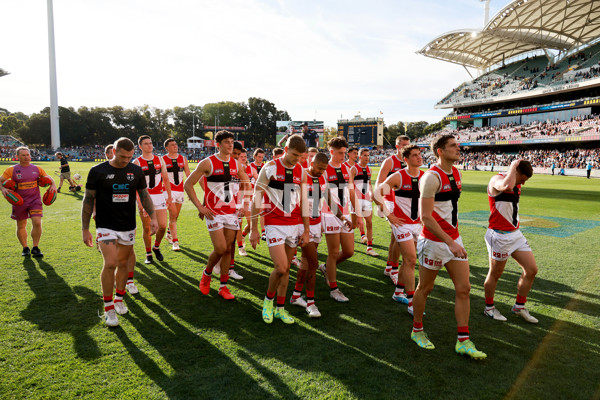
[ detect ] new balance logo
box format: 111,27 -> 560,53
106,174 -> 115,179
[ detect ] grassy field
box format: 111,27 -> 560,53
1,161 -> 599,399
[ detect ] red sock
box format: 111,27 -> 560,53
220,274 -> 229,288
103,296 -> 114,312
485,297 -> 494,307
516,295 -> 527,306
457,326 -> 469,342
360,230 -> 365,236
266,290 -> 276,300
413,321 -> 423,332
367,241 -> 373,246
153,241 -> 160,248
145,247 -> 151,254
329,281 -> 338,291
114,289 -> 126,302
238,241 -> 243,247
276,296 -> 286,308
173,238 -> 178,243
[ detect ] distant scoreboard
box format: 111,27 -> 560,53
337,117 -> 383,146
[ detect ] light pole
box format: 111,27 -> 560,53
47,0 -> 60,149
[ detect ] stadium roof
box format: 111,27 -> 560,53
418,0 -> 600,70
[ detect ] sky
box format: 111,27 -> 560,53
0,0 -> 506,128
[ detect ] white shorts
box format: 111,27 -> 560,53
169,191 -> 185,204
265,224 -> 300,248
299,223 -> 322,244
321,213 -> 353,234
485,228 -> 531,261
206,213 -> 240,232
150,193 -> 167,210
392,223 -> 422,243
96,228 -> 136,246
355,199 -> 373,217
417,235 -> 468,271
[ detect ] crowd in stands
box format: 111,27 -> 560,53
438,44 -> 600,106
460,148 -> 599,170
416,114 -> 600,145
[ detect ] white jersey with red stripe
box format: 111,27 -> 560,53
262,158 -> 303,225
352,163 -> 372,201
162,154 -> 186,192
420,165 -> 462,242
203,154 -> 239,215
307,172 -> 327,225
383,154 -> 404,201
137,155 -> 164,195
393,168 -> 424,223
323,162 -> 351,215
488,174 -> 521,231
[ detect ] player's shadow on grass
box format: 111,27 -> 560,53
113,296 -> 286,399
20,258 -> 101,360
177,246 -> 208,264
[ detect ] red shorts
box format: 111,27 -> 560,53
11,197 -> 43,220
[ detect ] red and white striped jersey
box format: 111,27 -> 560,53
421,165 -> 461,242
488,174 -> 521,231
137,155 -> 164,195
249,162 -> 263,186
203,154 -> 239,215
307,172 -> 327,225
352,163 -> 372,201
393,168 -> 424,223
383,154 -> 404,201
323,162 -> 351,215
262,158 -> 303,225
162,154 -> 186,192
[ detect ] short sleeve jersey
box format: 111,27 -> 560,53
86,161 -> 147,231
60,157 -> 70,173
2,164 -> 49,201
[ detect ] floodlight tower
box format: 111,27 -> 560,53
47,0 -> 61,149
481,0 -> 491,26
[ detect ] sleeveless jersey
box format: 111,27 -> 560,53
421,165 -> 461,242
488,174 -> 521,231
162,154 -> 185,192
393,168 -> 424,223
204,155 -> 239,215
323,162 -> 351,215
137,155 -> 164,195
249,162 -> 263,186
383,154 -> 404,201
263,158 -> 303,225
307,172 -> 327,225
352,164 -> 372,201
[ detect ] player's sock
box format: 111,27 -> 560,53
153,241 -> 161,249
457,326 -> 469,342
485,297 -> 495,311
276,296 -> 286,310
385,261 -> 392,274
241,231 -> 247,238
390,262 -> 399,279
265,290 -> 276,302
407,291 -> 414,307
145,248 -> 152,258
103,296 -> 114,312
412,321 -> 423,333
514,295 -> 527,310
219,274 -> 229,289
237,241 -> 244,248
394,282 -> 406,296
229,260 -> 235,271
172,238 -> 179,243
114,289 -> 126,304
329,281 -> 338,291
306,290 -> 315,308
204,267 -> 214,276
367,240 -> 373,250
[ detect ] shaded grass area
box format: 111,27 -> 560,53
1,162 -> 599,399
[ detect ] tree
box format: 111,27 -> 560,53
172,105 -> 203,142
383,121 -> 405,146
246,97 -> 290,148
405,121 -> 429,140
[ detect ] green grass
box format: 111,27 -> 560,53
1,162 -> 599,399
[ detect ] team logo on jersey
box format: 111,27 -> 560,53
328,175 -> 337,180
442,184 -> 451,191
402,184 -> 412,189
276,174 -> 285,180
16,173 -> 22,179
214,168 -> 224,174
126,173 -> 134,181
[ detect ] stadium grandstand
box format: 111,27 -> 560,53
417,0 -> 600,177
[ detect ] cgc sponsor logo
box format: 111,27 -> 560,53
127,173 -> 134,181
